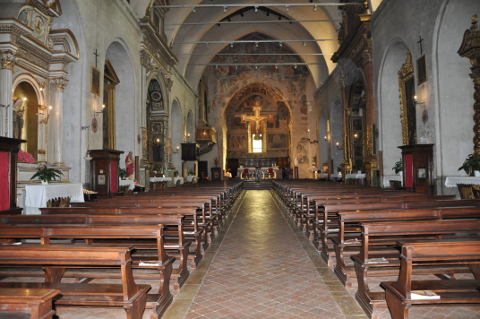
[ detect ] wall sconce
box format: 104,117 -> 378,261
38,105 -> 52,124
336,142 -> 344,150
413,95 -> 425,108
324,136 -> 328,141
307,138 -> 318,144
149,137 -> 161,147
172,146 -> 180,154
94,104 -> 105,117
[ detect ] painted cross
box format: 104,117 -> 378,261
241,104 -> 271,137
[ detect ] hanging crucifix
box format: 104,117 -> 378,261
241,100 -> 272,139
417,35 -> 424,55
93,49 -> 99,68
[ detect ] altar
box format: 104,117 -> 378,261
240,167 -> 280,179
149,177 -> 172,190
24,183 -> 84,215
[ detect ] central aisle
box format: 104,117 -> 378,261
164,190 -> 367,319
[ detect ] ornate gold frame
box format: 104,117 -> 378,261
398,52 -> 414,146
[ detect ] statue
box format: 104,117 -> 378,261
125,151 -> 134,180
12,97 -> 25,140
255,166 -> 262,182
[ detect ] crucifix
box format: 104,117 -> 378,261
93,49 -> 99,68
417,35 -> 424,55
241,101 -> 271,138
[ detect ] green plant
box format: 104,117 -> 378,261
392,160 -> 403,175
152,164 -> 161,172
30,165 -> 63,183
174,170 -> 179,176
239,161 -> 245,166
119,168 -> 127,179
458,153 -> 480,174
188,169 -> 195,175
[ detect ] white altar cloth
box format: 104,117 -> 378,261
119,179 -> 135,190
149,177 -> 172,183
173,177 -> 184,186
444,176 -> 480,188
25,183 -> 84,215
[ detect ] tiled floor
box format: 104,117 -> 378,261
4,189 -> 480,319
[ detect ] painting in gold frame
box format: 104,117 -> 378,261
91,66 -> 100,96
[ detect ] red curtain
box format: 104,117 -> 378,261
0,152 -> 10,210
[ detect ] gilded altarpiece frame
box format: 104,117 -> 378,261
398,52 -> 415,146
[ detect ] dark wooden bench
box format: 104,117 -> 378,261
316,199 -> 480,265
0,214 -> 190,291
0,287 -> 59,319
0,244 -> 150,319
0,224 -> 175,319
351,219 -> 480,318
332,206 -> 480,286
40,206 -> 206,267
381,240 -> 480,319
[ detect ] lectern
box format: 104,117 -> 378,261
89,149 -> 123,199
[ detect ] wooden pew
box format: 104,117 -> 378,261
0,214 -> 190,291
332,206 -> 480,286
351,219 -> 480,318
0,287 -> 59,319
381,240 -> 480,319
0,244 -> 150,319
40,206 -> 206,267
0,224 -> 174,319
315,199 -> 480,264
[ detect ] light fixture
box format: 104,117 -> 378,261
149,137 -> 161,147
223,6 -> 227,12
307,138 -> 318,144
38,105 -> 52,124
254,6 -> 258,12
285,5 -> 289,12
324,136 -> 328,141
81,125 -> 90,130
336,142 -> 344,150
413,95 -> 425,108
94,104 -> 105,117
354,133 -> 358,139
173,146 -> 180,154
313,5 -> 317,11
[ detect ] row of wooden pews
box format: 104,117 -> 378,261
272,180 -> 480,319
0,180 -> 244,319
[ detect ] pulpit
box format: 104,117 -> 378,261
89,149 -> 123,199
0,137 -> 25,215
399,144 -> 434,194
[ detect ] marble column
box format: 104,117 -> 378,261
52,77 -> 69,165
0,50 -> 16,137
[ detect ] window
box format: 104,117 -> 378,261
252,134 -> 263,153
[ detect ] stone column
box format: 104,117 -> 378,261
52,77 -> 69,165
340,66 -> 352,182
0,50 -> 16,137
458,15 -> 480,154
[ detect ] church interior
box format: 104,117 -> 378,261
0,0 -> 479,318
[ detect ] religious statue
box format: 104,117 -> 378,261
255,166 -> 262,182
12,97 -> 25,140
125,151 -> 134,180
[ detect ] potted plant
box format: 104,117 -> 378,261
152,164 -> 162,177
392,160 -> 403,175
458,153 -> 480,176
174,170 -> 179,177
30,165 -> 63,184
188,169 -> 195,176
119,168 -> 127,180
239,161 -> 245,168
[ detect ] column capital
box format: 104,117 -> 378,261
0,50 -> 17,71
52,77 -> 69,91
